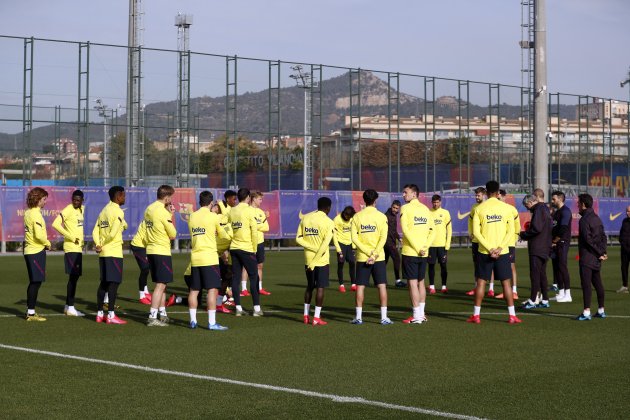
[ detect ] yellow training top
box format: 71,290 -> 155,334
468,202 -> 481,243
229,202 -> 258,253
400,199 -> 436,257
296,210 -> 334,269
252,207 -> 269,245
332,213 -> 353,252
216,202 -> 232,254
92,201 -> 127,258
508,204 -> 520,246
144,200 -> 177,256
24,207 -> 51,255
351,206 -> 388,263
472,197 -> 514,255
189,207 -> 232,267
131,219 -> 147,248
52,204 -> 84,253
430,207 -> 452,249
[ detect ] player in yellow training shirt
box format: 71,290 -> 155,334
144,185 -> 177,327
216,190 -> 237,311
333,206 -> 356,293
52,189 -> 85,317
467,186 -> 492,296
250,190 -> 271,295
496,189 -> 520,299
467,180 -> 520,324
229,188 -> 263,316
187,191 -> 232,330
350,189 -> 392,325
399,184 -> 436,324
92,186 -> 127,324
296,197 -> 334,326
130,218 -> 152,304
23,187 -> 51,321
428,194 -> 452,294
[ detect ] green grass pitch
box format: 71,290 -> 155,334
0,248 -> 628,419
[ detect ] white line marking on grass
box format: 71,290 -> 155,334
0,343 -> 485,420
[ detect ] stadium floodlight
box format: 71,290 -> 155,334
290,65 -> 312,191
94,99 -> 110,184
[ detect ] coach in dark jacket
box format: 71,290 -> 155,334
551,191 -> 573,301
618,206 -> 630,294
576,193 -> 607,320
520,194 -> 553,308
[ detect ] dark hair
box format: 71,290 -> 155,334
391,200 -> 401,207
474,187 -> 486,194
317,197 -> 332,211
431,194 -> 441,202
341,205 -> 356,221
499,189 -> 507,196
108,186 -> 125,201
578,193 -> 593,209
199,190 -> 214,207
363,189 -> 379,206
224,190 -> 237,199
485,180 -> 500,194
157,185 -> 175,200
403,184 -> 419,194
26,187 -> 48,208
71,189 -> 84,198
551,190 -> 565,202
237,188 -> 250,202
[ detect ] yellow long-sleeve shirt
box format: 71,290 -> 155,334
24,207 -> 51,255
52,204 -> 84,253
252,207 -> 269,245
229,202 -> 258,253
430,207 -> 452,249
296,210 -> 334,269
92,201 -> 127,258
472,197 -> 514,255
332,213 -> 353,252
508,204 -> 520,246
131,219 -> 147,248
144,201 -> 177,256
216,202 -> 232,254
351,206 -> 388,262
468,202 -> 481,243
400,199 -> 436,257
189,207 -> 232,267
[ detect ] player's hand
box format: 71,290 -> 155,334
307,265 -> 315,271
265,210 -> 270,218
221,251 -> 229,263
337,252 -> 344,262
95,245 -> 102,253
366,257 -> 375,265
44,245 -> 51,251
419,249 -> 426,257
74,238 -> 80,245
600,254 -> 608,261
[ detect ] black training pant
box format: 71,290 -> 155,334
580,265 -> 605,310
552,241 -> 571,291
529,255 -> 549,301
384,243 -> 401,280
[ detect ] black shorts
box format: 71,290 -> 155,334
64,252 -> 82,276
356,260 -> 387,286
256,243 -> 265,264
428,247 -> 447,265
306,265 -> 329,288
131,245 -> 150,271
338,243 -> 355,263
99,257 -> 124,284
477,253 -> 512,281
472,242 -> 480,278
509,246 -> 516,264
219,257 -> 233,284
402,255 -> 428,280
24,250 -> 46,283
148,254 -> 174,284
190,265 -> 222,290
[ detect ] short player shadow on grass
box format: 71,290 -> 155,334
0,305 -> 25,316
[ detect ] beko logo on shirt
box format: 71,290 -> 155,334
77,219 -> 84,227
232,221 -> 242,230
145,221 -> 154,229
342,226 -> 351,233
414,216 -> 428,225
434,219 -> 442,225
99,220 -> 110,228
304,227 -> 319,236
486,214 -> 502,223
361,224 -> 376,233
191,227 -> 206,236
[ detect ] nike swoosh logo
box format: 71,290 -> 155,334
610,212 -> 623,221
457,211 -> 471,220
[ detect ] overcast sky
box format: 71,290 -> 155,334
0,0 -> 628,129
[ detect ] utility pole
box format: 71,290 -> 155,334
94,99 -> 110,185
126,0 -> 144,186
175,13 -> 193,187
290,65 -> 313,191
533,0 -> 548,193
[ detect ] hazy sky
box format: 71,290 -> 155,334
0,0 -> 628,127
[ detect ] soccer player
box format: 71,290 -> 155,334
495,189 -> 520,300
576,193 -> 607,320
145,185 -> 178,327
428,194 -> 450,294
229,188 -> 263,316
187,191 -> 232,330
130,218 -> 152,305
296,197 -> 334,326
467,180 -> 521,324
466,187 -> 492,296
250,190 -> 271,295
215,197 -> 235,312
400,184 -> 435,324
550,191 -> 572,302
333,205 -> 356,292
92,186 -> 127,324
52,189 -> 85,316
619,205 -> 630,294
350,189 -> 392,325
23,187 -> 51,321
384,200 -> 405,288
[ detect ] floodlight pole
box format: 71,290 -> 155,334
533,0 -> 549,194
290,65 -> 312,191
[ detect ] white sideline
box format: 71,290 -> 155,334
0,343 -> 485,420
